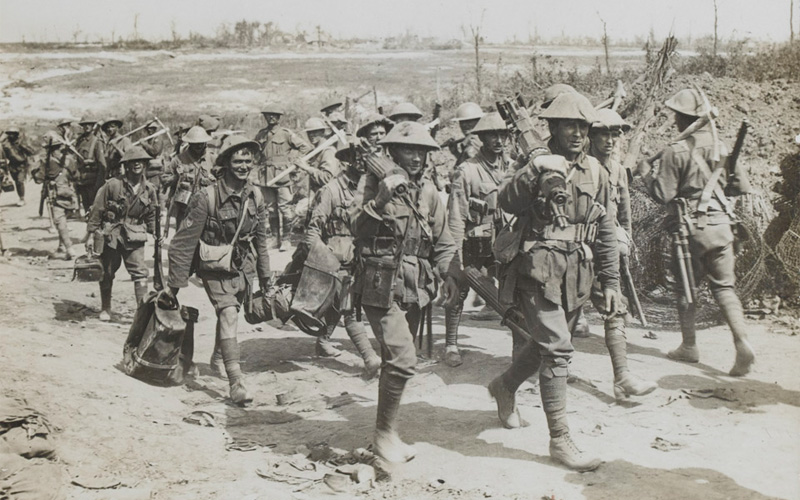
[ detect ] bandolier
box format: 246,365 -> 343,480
162,126 -> 216,230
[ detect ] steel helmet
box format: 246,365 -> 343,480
664,89 -> 708,117
539,92 -> 599,124
41,131 -> 64,148
120,146 -> 153,163
471,112 -> 508,134
57,117 -> 74,127
328,111 -> 348,127
5,126 -> 20,134
591,109 -> 631,132
379,121 -> 439,151
78,116 -> 98,126
144,119 -> 159,130
320,99 -> 344,115
451,102 -> 484,123
261,105 -> 284,116
541,84 -> 578,109
183,126 -> 212,144
198,114 -> 220,132
388,102 -> 423,121
304,117 -> 329,133
335,134 -> 356,162
215,134 -> 259,166
102,118 -> 123,129
356,114 -> 394,138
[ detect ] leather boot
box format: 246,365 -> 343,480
541,370 -> 601,472
572,307 -> 590,338
316,324 -> 342,357
99,282 -> 112,321
669,295 -> 700,363
443,293 -> 466,367
133,279 -> 148,306
220,338 -> 251,405
209,334 -> 227,380
605,318 -> 657,401
344,314 -> 381,378
714,289 -> 756,376
487,341 -> 540,428
374,370 -> 416,463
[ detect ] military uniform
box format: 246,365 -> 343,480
38,137 -> 79,258
448,134 -> 482,167
642,90 -> 755,377
104,136 -> 131,179
1,131 -> 34,203
162,148 -> 216,229
305,145 -> 340,194
141,132 -> 167,193
74,130 -> 108,212
251,126 -> 312,242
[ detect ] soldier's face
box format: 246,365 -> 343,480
188,143 -> 207,156
262,113 -> 281,126
366,125 -> 386,146
105,124 -> 119,137
6,133 -> 19,143
145,127 -> 158,137
459,118 -> 480,135
82,124 -> 94,133
393,115 -> 417,124
479,131 -> 508,155
126,160 -> 145,177
590,128 -> 621,157
307,129 -> 328,146
552,119 -> 589,156
392,145 -> 427,177
228,149 -> 254,181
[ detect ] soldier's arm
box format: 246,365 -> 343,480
161,157 -> 178,188
428,185 -> 462,281
643,145 -> 682,205
87,183 -> 109,234
446,166 -> 470,249
498,162 -> 538,215
304,148 -> 339,188
145,188 -> 157,235
253,192 -> 272,284
618,166 -> 633,237
94,139 -> 108,175
167,191 -> 209,289
594,179 -> 621,292
304,188 -> 332,247
352,173 -> 384,237
289,130 -> 313,155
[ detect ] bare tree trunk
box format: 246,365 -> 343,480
473,28 -> 482,98
602,19 -> 610,73
133,13 -> 140,41
792,0 -> 795,44
713,0 -> 718,57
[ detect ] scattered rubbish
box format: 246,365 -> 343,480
225,437 -> 264,452
325,392 -> 372,409
276,391 -> 291,405
336,463 -> 375,485
651,436 -> 683,452
643,331 -> 658,339
323,473 -> 351,492
681,388 -> 738,402
182,410 -> 216,427
71,467 -> 122,490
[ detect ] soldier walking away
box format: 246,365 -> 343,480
446,102 -> 484,167
162,126 -> 215,231
74,116 -> 108,214
637,88 -> 756,377
86,146 -> 158,321
444,112 -> 511,367
251,105 -> 312,252
586,109 -> 657,400
488,92 -> 622,472
387,102 -> 423,124
161,135 -> 272,405
102,118 -> 131,179
37,132 -> 79,260
0,126 -> 35,206
353,121 -> 461,464
303,137 -> 382,370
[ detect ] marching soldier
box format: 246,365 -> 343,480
637,88 -> 756,377
302,138 -> 382,370
446,102 -> 484,167
140,120 -> 167,201
444,112 -> 511,367
353,121 -> 461,463
356,113 -> 393,154
295,117 -> 340,195
320,99 -> 344,117
86,146 -> 159,321
387,102 -> 423,124
251,106 -> 312,252
162,126 -> 215,230
37,132 -> 78,260
488,92 -> 622,471
1,126 -> 35,206
586,109 -> 657,400
328,111 -> 349,133
102,118 -> 131,179
161,135 -> 272,405
540,83 -> 577,109
74,116 -> 108,214
56,118 -> 76,144
198,114 -> 222,166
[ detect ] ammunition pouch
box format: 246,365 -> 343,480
493,216 -> 527,265
289,239 -> 342,335
122,221 -> 148,244
359,258 -> 399,309
72,254 -> 104,282
463,236 -> 494,265
364,235 -> 432,259
527,222 -> 598,245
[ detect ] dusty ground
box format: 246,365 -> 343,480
1,182 -> 799,500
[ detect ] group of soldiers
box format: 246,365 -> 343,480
0,82 -> 757,472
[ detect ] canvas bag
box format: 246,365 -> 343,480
198,185 -> 251,273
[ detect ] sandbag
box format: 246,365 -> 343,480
122,291 -> 198,385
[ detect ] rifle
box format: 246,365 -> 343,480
672,198 -> 697,304
153,201 -> 164,291
724,118 -> 751,195
462,265 -> 532,343
620,254 -> 647,327
39,139 -> 57,233
495,96 -> 548,157
428,102 -> 445,191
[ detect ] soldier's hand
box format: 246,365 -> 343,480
294,158 -> 311,172
442,275 -> 461,309
635,160 -> 652,178
532,154 -> 569,175
374,174 -> 408,211
157,287 -> 179,310
603,288 -> 622,317
85,237 -> 94,256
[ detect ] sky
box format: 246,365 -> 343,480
0,0 -> 795,44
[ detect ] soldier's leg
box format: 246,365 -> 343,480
277,186 -> 294,251
51,206 -> 73,259
572,305 -> 590,337
589,280 -> 656,401
343,309 -> 381,378
174,204 -> 188,231
363,303 -> 418,463
315,319 -> 342,357
11,168 -> 25,203
668,242 -> 703,363
122,246 -> 150,305
706,240 -> 755,376
99,247 -> 122,320
203,274 -> 251,404
443,285 -> 469,367
263,187 -> 280,246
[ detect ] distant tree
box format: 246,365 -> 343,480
713,0 -> 719,57
792,0 -> 795,44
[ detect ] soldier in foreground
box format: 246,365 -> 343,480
303,138 -> 381,371
37,132 -> 78,260
162,136 -> 272,405
353,121 -> 460,463
637,88 -> 755,377
74,116 -> 107,214
86,146 -> 159,320
162,126 -> 215,230
444,112 -> 511,367
587,109 -> 657,400
0,126 -> 35,206
252,106 -> 312,252
488,93 -> 621,471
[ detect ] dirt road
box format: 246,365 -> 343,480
1,182 -> 798,500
